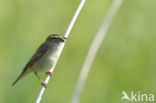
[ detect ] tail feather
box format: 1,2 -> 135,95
12,69 -> 30,86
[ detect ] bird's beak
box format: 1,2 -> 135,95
60,37 -> 67,42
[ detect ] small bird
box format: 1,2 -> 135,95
12,34 -> 66,87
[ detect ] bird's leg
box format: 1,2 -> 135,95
45,71 -> 52,76
34,72 -> 47,88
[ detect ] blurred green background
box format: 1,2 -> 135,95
0,0 -> 156,103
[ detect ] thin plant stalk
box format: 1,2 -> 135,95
35,0 -> 86,103
70,0 -> 123,103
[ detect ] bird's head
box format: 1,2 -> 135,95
46,34 -> 66,43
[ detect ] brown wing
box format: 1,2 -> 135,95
24,42 -> 48,70
12,42 -> 48,86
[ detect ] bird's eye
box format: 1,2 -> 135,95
52,37 -> 57,39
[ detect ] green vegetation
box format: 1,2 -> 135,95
0,0 -> 156,103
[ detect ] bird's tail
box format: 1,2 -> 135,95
12,68 -> 31,86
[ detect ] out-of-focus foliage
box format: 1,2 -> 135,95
0,0 -> 156,103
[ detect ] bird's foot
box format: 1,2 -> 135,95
41,82 -> 47,88
45,71 -> 52,76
